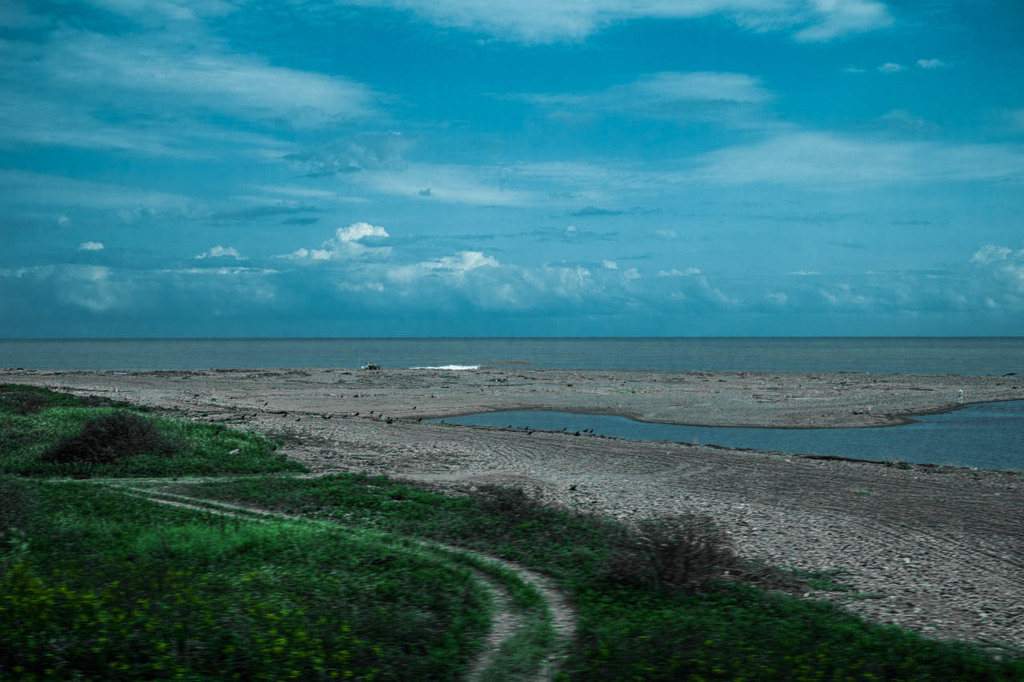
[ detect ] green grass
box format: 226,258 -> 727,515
0,477 -> 491,680
165,473 -> 1024,681
0,385 -> 304,478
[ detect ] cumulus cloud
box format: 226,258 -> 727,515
276,222 -> 392,262
195,245 -> 246,260
661,269 -> 739,307
970,244 -> 1018,264
603,260 -> 618,270
878,62 -> 904,73
278,248 -> 332,261
916,58 -> 946,69
427,251 -> 499,273
79,241 -> 104,251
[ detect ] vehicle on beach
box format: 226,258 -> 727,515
361,361 -> 381,370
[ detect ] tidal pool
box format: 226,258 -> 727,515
436,400 -> 1024,471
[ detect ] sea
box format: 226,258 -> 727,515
1,337 -> 1022,375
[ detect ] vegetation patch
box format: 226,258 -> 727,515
0,479 -> 490,680
163,473 -> 1024,681
0,385 -> 304,478
41,411 -> 184,465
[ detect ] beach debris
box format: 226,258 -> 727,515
958,389 -> 964,405
361,361 -> 381,371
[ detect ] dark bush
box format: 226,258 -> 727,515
41,412 -> 184,465
475,484 -> 542,519
605,513 -> 736,593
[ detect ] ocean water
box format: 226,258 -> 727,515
1,337 -> 1022,374
439,401 -> 1024,472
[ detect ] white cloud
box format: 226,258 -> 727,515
819,283 -> 869,308
429,251 -> 499,273
42,29 -> 377,127
79,241 -> 105,251
878,109 -> 928,131
692,132 -> 1024,187
161,266 -> 277,276
83,0 -> 238,25
276,223 -> 392,262
603,260 -> 618,270
658,268 -> 701,277
0,169 -> 194,212
791,0 -> 892,42
878,62 -> 904,73
615,71 -> 771,104
511,71 -> 772,125
345,0 -> 892,44
789,270 -> 822,275
336,222 -> 389,243
57,215 -> 71,227
355,163 -> 541,206
278,248 -> 332,261
842,66 -> 866,73
195,245 -> 246,260
970,244 -> 1016,265
916,58 -> 946,69
654,229 -> 678,240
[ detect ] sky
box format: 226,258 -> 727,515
1,0 -> 1022,338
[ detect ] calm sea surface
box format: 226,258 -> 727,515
1,337 -> 1022,374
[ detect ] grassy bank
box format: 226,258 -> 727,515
0,478 -> 491,680
158,474 -> 1024,681
2,384 -> 1023,680
0,384 -> 302,477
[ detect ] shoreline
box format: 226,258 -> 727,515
3,367 -> 1023,652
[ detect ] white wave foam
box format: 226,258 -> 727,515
411,365 -> 480,371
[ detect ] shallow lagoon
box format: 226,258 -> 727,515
438,399 -> 1024,471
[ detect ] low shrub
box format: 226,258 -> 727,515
604,514 -> 736,593
41,411 -> 184,466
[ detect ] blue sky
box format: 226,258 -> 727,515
1,0 -> 1022,337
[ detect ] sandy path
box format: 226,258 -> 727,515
4,367 -> 1023,653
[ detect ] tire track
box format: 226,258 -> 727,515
101,481 -> 577,682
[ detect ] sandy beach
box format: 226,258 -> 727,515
4,367 -> 1023,652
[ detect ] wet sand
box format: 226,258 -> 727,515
4,367 -> 1023,652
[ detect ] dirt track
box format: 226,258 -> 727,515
5,367 -> 1023,652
